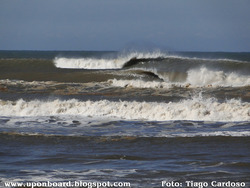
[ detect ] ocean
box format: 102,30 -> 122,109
0,50 -> 249,188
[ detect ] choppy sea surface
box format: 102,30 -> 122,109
0,50 -> 249,187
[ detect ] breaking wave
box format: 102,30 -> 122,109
111,67 -> 250,88
53,51 -> 250,71
186,67 -> 250,87
53,51 -> 250,88
54,51 -> 172,69
0,97 -> 249,122
54,57 -> 125,69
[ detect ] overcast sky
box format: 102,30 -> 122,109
0,0 -> 250,51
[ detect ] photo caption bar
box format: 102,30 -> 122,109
4,180 -> 131,188
161,180 -> 246,188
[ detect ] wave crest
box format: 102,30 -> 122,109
110,66 -> 250,88
53,51 -> 169,69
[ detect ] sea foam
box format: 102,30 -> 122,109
186,67 -> 250,87
54,57 -> 125,69
0,97 -> 249,122
110,67 -> 250,88
53,51 -> 168,69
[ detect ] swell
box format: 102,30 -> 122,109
53,53 -> 250,74
0,58 -> 57,72
1,52 -> 250,87
53,53 -> 250,87
0,59 -> 120,83
1,51 -> 250,73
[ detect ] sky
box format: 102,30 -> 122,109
0,0 -> 250,52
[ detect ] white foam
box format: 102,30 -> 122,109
54,51 -> 169,69
54,57 -> 125,69
53,50 -> 249,71
0,97 -> 249,122
110,67 -> 250,88
159,131 -> 250,137
186,67 -> 250,87
0,169 -> 137,183
109,79 -> 174,89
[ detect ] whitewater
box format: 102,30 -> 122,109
0,96 -> 249,122
54,51 -> 168,69
1,50 -> 250,187
53,51 -> 250,88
